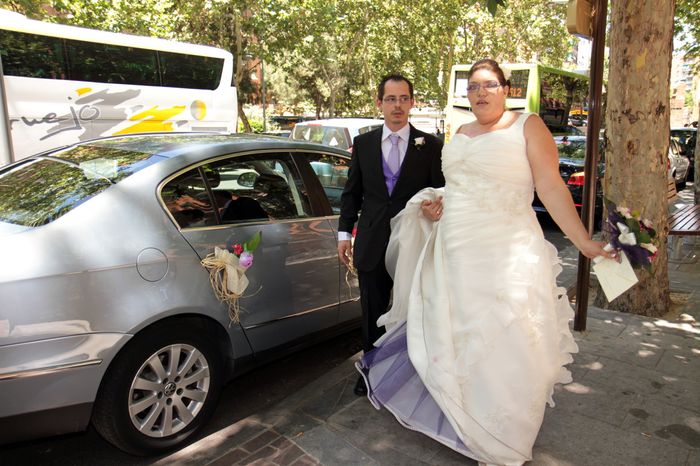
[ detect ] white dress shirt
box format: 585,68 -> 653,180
338,124 -> 411,241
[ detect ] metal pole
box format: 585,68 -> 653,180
0,55 -> 15,165
574,0 -> 607,331
261,59 -> 267,133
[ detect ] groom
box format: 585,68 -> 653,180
337,74 -> 445,396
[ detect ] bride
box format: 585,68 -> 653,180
356,59 -> 615,465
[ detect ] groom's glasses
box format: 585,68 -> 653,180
466,81 -> 502,93
382,95 -> 412,104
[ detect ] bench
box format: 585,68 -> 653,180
668,204 -> 700,261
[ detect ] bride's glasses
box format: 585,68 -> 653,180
466,81 -> 502,93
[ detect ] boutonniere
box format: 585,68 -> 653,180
414,137 -> 426,149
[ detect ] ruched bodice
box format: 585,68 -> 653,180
442,113 -> 535,214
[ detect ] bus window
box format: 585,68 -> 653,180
66,40 -> 159,86
0,31 -> 66,79
159,52 -> 224,90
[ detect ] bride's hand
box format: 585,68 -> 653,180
421,197 -> 443,221
579,239 -> 619,261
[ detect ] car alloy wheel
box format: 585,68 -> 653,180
92,319 -> 223,455
128,343 -> 211,438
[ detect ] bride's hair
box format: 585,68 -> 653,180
468,59 -> 511,88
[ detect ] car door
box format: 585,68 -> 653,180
296,150 -> 361,324
160,151 -> 340,354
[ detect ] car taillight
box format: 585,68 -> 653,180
567,172 -> 585,186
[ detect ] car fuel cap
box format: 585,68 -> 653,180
136,248 -> 168,282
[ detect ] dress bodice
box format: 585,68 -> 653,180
442,113 -> 535,213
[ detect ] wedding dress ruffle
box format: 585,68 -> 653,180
358,113 -> 578,466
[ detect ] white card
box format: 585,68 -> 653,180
592,252 -> 639,302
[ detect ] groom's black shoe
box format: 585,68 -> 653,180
354,375 -> 367,396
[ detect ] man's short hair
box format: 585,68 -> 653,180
377,74 -> 414,101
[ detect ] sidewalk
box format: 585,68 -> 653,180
158,207 -> 700,466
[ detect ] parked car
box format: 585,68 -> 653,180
533,135 -> 688,222
532,136 -> 604,221
547,124 -> 585,136
0,133 -> 360,455
289,118 -> 384,152
668,137 -> 690,188
670,127 -> 696,180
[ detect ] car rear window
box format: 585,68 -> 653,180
0,143 -> 164,227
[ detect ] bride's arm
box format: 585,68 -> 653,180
523,115 -> 614,260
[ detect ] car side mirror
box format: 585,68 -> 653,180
238,172 -> 257,188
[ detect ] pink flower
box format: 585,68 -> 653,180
239,251 -> 254,269
232,244 -> 243,256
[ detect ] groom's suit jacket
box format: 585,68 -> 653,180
339,124 -> 445,272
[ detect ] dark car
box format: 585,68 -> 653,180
671,127 -> 696,181
532,136 -> 604,222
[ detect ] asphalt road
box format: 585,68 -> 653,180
0,218 -> 570,466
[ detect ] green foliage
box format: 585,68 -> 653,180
244,231 -> 262,252
675,0 -> 700,69
4,0 -> 578,118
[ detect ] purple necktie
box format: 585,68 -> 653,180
384,134 -> 401,195
388,134 -> 401,174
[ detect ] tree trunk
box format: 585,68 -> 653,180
594,0 -> 675,316
238,106 -> 252,133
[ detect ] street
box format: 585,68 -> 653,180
0,220 -> 569,465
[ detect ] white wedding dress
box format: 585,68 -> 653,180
357,113 -> 578,466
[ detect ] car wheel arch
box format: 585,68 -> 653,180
91,315 -> 233,455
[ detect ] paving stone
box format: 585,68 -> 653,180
552,379 -> 644,427
328,422 -> 434,466
267,409 -> 324,439
327,398 -> 443,462
535,405 -> 690,466
688,449 -> 700,466
300,376 -> 357,421
292,424 -> 378,466
207,448 -> 249,466
575,325 -> 665,369
620,396 -> 700,450
236,445 -> 277,464
578,356 -> 700,414
155,419 -> 269,466
240,429 -> 280,453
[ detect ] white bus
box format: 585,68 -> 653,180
444,63 -> 589,141
0,10 -> 237,161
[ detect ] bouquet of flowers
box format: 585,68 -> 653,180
201,231 -> 262,323
604,201 -> 658,270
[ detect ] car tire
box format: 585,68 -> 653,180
92,319 -> 223,456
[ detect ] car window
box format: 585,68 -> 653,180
291,125 -> 351,150
0,158 -> 112,227
305,153 -> 351,214
358,124 -> 383,135
202,153 -> 312,224
161,169 -> 217,229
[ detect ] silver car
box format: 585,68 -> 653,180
0,133 -> 359,454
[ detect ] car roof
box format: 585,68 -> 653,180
294,118 -> 385,129
671,127 -> 696,132
42,132 -> 351,159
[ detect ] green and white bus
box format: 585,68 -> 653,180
444,63 -> 589,141
0,9 -> 237,161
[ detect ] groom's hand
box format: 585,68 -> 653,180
338,240 -> 353,267
421,196 -> 443,221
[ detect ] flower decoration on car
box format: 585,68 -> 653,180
414,137 -> 426,149
201,231 -> 262,323
604,201 -> 658,270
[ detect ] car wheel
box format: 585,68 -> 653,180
92,320 -> 223,455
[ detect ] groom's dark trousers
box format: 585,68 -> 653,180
339,125 -> 444,353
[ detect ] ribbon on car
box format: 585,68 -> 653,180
201,247 -> 249,323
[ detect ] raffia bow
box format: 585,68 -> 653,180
201,247 -> 250,323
